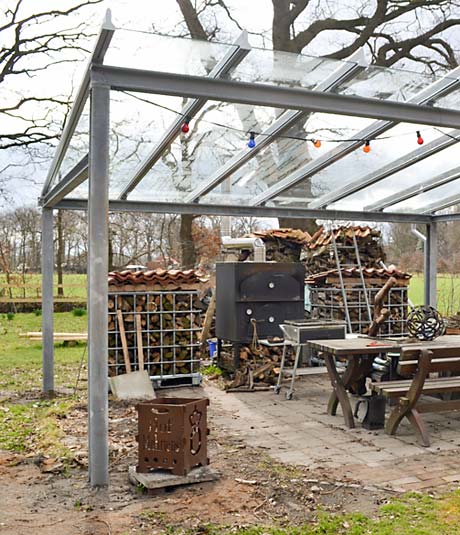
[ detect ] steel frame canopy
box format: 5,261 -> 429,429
40,11 -> 460,488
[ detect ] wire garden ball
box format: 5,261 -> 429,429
407,306 -> 446,341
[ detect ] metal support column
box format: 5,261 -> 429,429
425,222 -> 438,307
41,208 -> 54,393
88,82 -> 110,487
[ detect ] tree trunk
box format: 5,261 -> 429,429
180,214 -> 197,269
56,210 -> 64,296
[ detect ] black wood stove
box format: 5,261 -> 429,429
216,262 -> 305,345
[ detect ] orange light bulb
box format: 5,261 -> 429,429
313,139 -> 321,148
363,140 -> 371,153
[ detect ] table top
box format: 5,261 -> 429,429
307,335 -> 460,356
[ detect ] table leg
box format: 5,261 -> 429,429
325,355 -> 356,428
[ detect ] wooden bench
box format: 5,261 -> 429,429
371,347 -> 460,446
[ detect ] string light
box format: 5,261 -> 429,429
123,92 -> 442,152
247,131 -> 256,149
181,116 -> 191,133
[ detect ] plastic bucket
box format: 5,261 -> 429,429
207,339 -> 217,359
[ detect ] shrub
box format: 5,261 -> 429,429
6,312 -> 14,321
34,309 -> 42,316
72,308 -> 87,317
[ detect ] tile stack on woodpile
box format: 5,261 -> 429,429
238,228 -> 312,262
108,269 -> 210,387
302,225 -> 386,275
302,226 -> 410,336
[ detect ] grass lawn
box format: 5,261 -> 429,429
409,273 -> 460,314
0,272 -> 87,299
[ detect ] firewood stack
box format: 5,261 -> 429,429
107,269 -> 210,384
238,228 -> 312,262
302,226 -> 386,275
307,267 -> 411,336
219,341 -> 296,389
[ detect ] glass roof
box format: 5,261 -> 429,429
46,27 -> 460,218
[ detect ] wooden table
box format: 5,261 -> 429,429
307,335 -> 460,428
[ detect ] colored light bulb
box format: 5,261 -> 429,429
417,131 -> 424,145
248,131 -> 256,149
363,140 -> 371,153
181,116 -> 190,133
313,139 -> 321,148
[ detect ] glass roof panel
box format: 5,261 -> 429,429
262,123 -> 454,210
329,64 -> 441,103
391,176 -> 460,213
115,96 -> 285,202
105,28 -> 237,76
51,99 -> 89,189
325,136 -> 460,212
231,47 -> 349,90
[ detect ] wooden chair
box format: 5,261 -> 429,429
371,347 -> 460,446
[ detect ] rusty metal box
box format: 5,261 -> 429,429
136,397 -> 209,476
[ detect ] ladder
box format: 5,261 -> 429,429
330,227 -> 373,334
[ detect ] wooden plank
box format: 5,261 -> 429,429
307,336 -> 400,356
117,310 -> 131,374
135,313 -> 144,370
417,400 -> 460,413
399,357 -> 460,374
199,291 -> 215,345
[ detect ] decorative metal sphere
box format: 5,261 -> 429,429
407,306 -> 446,341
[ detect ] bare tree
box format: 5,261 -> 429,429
1,0 -> 102,150
175,0 -> 460,234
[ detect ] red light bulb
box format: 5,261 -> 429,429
363,140 -> 371,153
313,139 -> 321,148
416,131 -> 424,145
181,122 -> 190,133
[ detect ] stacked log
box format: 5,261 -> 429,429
307,268 -> 411,336
302,226 -> 386,275
238,228 -> 312,263
220,342 -> 296,389
107,269 -> 210,379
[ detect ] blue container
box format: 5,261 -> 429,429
207,339 -> 217,359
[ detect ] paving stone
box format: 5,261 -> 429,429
389,476 -> 422,485
442,473 -> 460,482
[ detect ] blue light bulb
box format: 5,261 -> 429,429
247,132 -> 256,149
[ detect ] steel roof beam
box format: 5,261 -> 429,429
90,64 -> 460,129
118,32 -> 251,200
54,197 -> 431,223
184,49 -> 367,203
251,66 -> 460,207
41,155 -> 89,208
365,164 -> 460,212
41,10 -> 115,197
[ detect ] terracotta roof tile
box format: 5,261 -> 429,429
308,225 -> 380,249
250,228 -> 312,246
306,266 -> 411,285
108,269 -> 209,288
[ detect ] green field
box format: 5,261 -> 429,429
2,272 -> 460,315
0,273 -> 86,299
409,273 -> 460,315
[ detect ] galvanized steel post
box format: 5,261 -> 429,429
425,222 -> 438,307
88,82 -> 110,486
41,207 -> 54,393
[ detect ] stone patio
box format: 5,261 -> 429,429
204,374 -> 460,492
